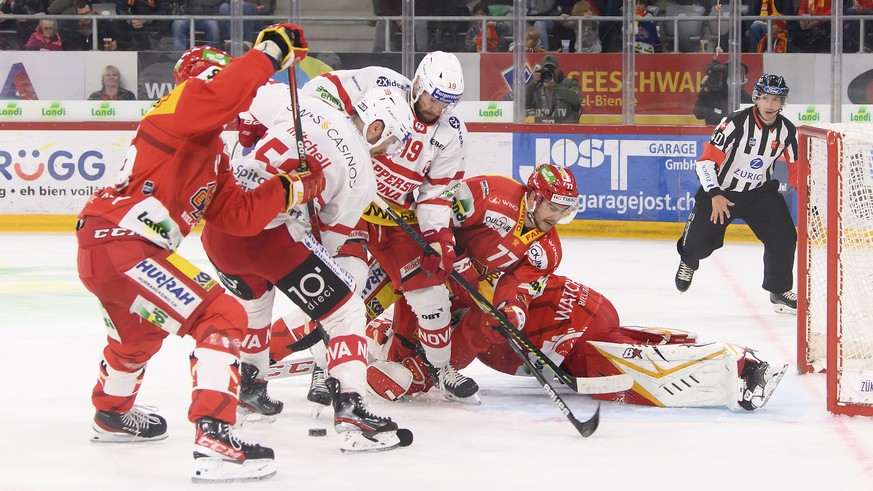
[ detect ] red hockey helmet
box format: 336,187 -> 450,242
527,164 -> 580,224
173,46 -> 232,85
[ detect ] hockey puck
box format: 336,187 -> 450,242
308,428 -> 327,437
396,428 -> 413,447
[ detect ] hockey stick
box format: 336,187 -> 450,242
371,196 -> 631,395
371,197 -> 603,437
286,65 -> 309,172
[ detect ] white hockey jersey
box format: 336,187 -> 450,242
235,87 -> 376,256
300,67 -> 469,234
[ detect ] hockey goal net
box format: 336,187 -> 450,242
797,124 -> 873,416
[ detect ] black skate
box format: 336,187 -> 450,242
92,406 -> 168,443
675,260 -> 695,292
738,355 -> 788,411
770,291 -> 797,315
434,364 -> 480,405
237,363 -> 283,426
326,377 -> 406,453
192,417 -> 276,483
307,364 -> 332,406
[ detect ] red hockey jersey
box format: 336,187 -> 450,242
79,50 -> 287,250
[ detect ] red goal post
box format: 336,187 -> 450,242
797,124 -> 873,417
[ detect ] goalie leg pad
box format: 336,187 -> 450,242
586,341 -> 745,408
618,325 -> 699,345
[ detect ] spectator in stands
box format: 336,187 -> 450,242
744,0 -> 793,52
528,0 -> 560,51
0,0 -> 30,48
218,0 -> 273,46
372,0 -> 430,52
25,18 -> 63,50
525,54 -> 583,123
791,0 -> 831,53
88,64 -> 136,100
753,15 -> 788,53
115,0 -> 172,51
592,0 -> 620,52
47,0 -> 76,14
509,26 -> 546,52
465,1 -> 510,52
843,0 -> 873,52
59,0 -> 121,50
634,0 -> 661,53
172,0 -> 222,50
559,0 -> 601,53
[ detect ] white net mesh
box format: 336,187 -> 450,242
801,123 -> 873,412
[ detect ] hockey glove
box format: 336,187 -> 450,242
420,228 -> 456,280
237,112 -> 266,148
482,300 -> 526,344
254,23 -> 308,71
277,168 -> 325,211
448,253 -> 479,306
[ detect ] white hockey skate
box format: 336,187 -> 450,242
434,363 -> 481,406
192,417 -> 276,483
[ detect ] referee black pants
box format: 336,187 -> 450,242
676,180 -> 797,294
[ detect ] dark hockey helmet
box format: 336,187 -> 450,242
173,46 -> 232,85
753,74 -> 789,100
526,164 -> 580,224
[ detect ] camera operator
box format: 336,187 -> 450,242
694,60 -> 752,125
525,54 -> 583,123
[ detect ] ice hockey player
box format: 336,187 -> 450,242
76,25 -> 310,482
364,166 -> 788,410
201,84 -> 415,452
250,52 -> 477,405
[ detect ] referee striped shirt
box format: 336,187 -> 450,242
696,106 -> 798,196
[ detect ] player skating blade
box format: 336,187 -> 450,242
236,363 -> 283,427
91,406 -> 168,443
326,376 -> 411,453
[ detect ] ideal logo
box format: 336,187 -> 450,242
479,102 -> 502,118
527,137 -> 698,191
41,101 -> 65,117
0,101 -> 22,116
92,102 -> 115,117
798,105 -> 820,122
850,106 -> 871,122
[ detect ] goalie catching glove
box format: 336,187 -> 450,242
482,299 -> 526,344
254,23 -> 308,71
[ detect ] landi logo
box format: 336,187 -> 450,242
92,102 -> 115,117
478,102 -> 502,119
850,106 -> 870,122
798,105 -> 820,122
41,101 -> 65,117
0,100 -> 22,117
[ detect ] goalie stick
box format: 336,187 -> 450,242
370,196 -> 607,437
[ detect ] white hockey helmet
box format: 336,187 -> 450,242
411,51 -> 464,110
354,86 -> 415,156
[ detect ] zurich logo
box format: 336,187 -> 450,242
750,158 -> 764,169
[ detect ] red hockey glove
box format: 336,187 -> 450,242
448,253 -> 479,306
420,228 -> 455,279
254,23 -> 308,71
237,113 -> 266,148
482,300 -> 526,344
277,168 -> 325,210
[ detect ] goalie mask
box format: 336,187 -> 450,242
411,51 -> 464,118
173,46 -> 232,85
526,164 -> 580,225
355,86 -> 415,156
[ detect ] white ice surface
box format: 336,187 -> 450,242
1,232 -> 871,491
